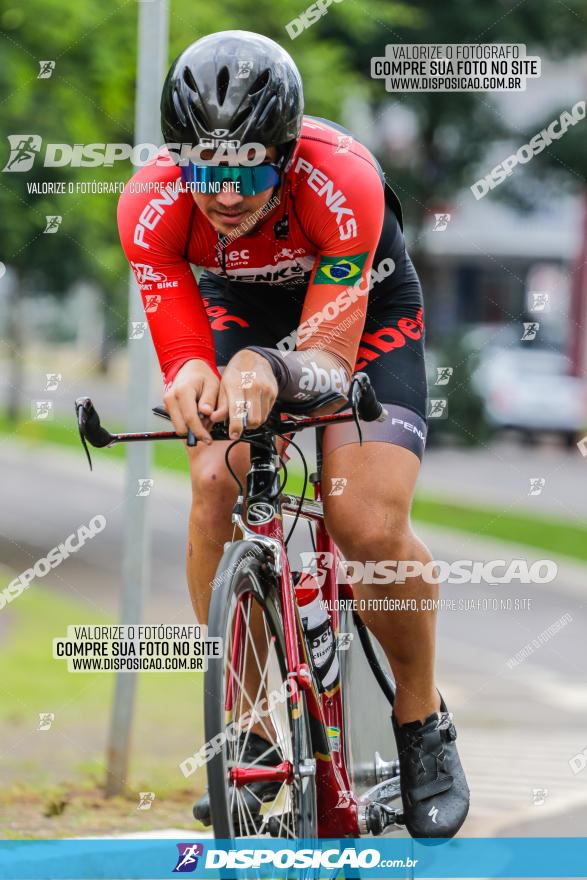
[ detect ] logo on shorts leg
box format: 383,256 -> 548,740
315,252 -> 368,284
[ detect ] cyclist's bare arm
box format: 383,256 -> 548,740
163,359 -> 220,445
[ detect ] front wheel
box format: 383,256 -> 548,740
205,541 -> 317,839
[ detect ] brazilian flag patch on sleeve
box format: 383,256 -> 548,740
314,251 -> 369,284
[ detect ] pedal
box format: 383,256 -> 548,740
360,776 -> 401,806
357,801 -> 402,836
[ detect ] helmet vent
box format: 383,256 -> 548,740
182,67 -> 198,93
248,69 -> 270,95
189,102 -> 208,130
231,106 -> 252,131
257,93 -> 278,128
217,66 -> 230,105
171,91 -> 187,127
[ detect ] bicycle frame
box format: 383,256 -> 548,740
75,378 -> 398,837
228,422 -> 364,838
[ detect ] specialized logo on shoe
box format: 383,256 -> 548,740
315,252 -> 368,284
173,843 -> 204,872
437,712 -> 455,730
428,805 -> 439,824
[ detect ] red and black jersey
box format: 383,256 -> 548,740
117,117 -> 390,385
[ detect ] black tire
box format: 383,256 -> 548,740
205,541 -> 317,839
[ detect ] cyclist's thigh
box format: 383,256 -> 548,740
322,282 -> 428,464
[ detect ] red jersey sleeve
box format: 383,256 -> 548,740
291,144 -> 385,376
117,161 -> 219,387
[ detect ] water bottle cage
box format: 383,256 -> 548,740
302,618 -> 338,692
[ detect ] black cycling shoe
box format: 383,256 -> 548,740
193,731 -> 282,828
392,695 -> 469,841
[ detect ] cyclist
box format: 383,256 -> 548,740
117,30 -> 469,839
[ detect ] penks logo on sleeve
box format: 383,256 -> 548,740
315,251 -> 369,284
173,843 -> 204,872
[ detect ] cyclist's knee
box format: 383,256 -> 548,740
189,443 -> 248,511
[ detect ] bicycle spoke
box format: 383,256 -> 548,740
234,784 -> 245,835
229,632 -> 278,758
262,779 -> 291,831
239,742 -> 282,769
258,611 -> 290,761
211,567 -> 315,840
239,786 -> 262,834
225,655 -> 268,732
237,596 -> 252,727
271,696 -> 290,761
241,784 -> 264,810
277,805 -> 287,838
225,593 -> 239,749
235,624 -> 274,759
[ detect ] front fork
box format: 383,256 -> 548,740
230,447 -> 360,837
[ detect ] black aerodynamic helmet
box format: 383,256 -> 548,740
160,30 -> 304,168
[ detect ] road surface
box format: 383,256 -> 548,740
1,439 -> 586,838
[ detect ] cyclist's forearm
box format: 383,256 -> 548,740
244,346 -> 351,405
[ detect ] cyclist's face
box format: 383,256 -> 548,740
191,146 -> 280,235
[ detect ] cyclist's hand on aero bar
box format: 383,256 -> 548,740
163,359 -> 220,446
211,349 -> 278,439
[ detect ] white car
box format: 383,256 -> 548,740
471,348 -> 587,445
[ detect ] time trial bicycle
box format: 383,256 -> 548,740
75,373 -> 404,841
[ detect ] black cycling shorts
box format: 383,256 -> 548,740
199,204 -> 428,460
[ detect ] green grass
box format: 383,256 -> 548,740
0,579 -> 206,835
0,410 -> 189,474
0,585 -> 203,727
0,585 -> 114,721
412,495 -> 587,562
0,582 -> 205,791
